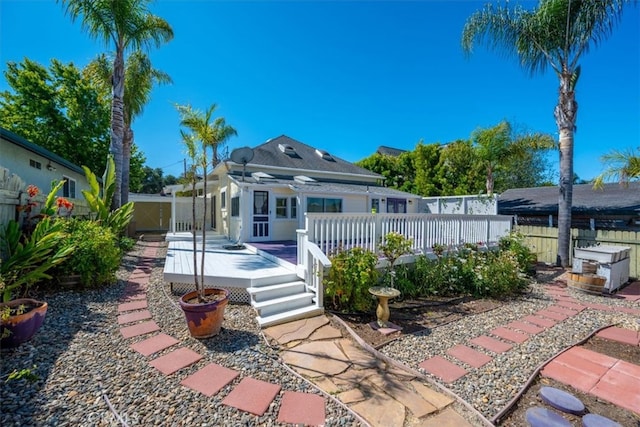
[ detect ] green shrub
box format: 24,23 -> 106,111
118,236 -> 136,253
498,231 -> 536,274
54,219 -> 121,287
473,250 -> 528,296
323,247 -> 379,313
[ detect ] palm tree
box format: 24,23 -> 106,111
472,121 -> 555,195
176,103 -> 237,300
87,51 -> 172,203
593,147 -> 640,188
462,0 -> 632,267
60,0 -> 173,208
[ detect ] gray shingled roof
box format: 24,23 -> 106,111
248,135 -> 382,179
376,146 -> 407,157
498,182 -> 640,215
228,174 -> 420,199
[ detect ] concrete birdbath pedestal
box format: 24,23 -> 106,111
368,286 -> 402,333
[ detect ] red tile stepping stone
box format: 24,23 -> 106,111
582,302 -> 613,311
556,347 -> 617,373
149,347 -> 203,375
180,363 -> 239,397
277,391 -> 325,426
470,335 -> 513,353
582,413 -> 623,427
535,309 -> 568,321
505,320 -> 545,335
546,305 -> 578,316
525,407 -> 571,427
446,344 -> 492,368
615,281 -> 640,301
118,299 -> 148,312
130,333 -> 179,356
419,356 -> 467,383
120,320 -> 160,338
121,293 -> 147,302
222,377 -> 281,416
618,306 -> 640,316
556,301 -> 586,311
596,327 -> 640,346
590,369 -> 640,414
523,315 -> 557,328
540,362 -> 600,393
490,327 -> 529,344
127,276 -> 150,286
117,309 -> 152,325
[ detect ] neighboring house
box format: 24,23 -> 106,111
1,127 -> 90,201
376,145 -> 407,157
168,135 -> 422,243
498,182 -> 640,230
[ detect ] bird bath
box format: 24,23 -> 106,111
368,286 -> 401,328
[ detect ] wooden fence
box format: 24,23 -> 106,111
515,225 -> 639,279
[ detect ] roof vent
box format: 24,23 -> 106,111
251,171 -> 275,182
294,175 -> 316,185
315,149 -> 334,161
278,143 -> 296,156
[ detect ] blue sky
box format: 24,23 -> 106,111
1,1 -> 638,182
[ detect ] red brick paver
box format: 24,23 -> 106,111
120,320 -> 160,339
555,300 -> 586,311
180,363 -> 240,397
277,391 -> 325,426
117,299 -> 148,312
446,344 -> 492,368
546,305 -> 579,316
490,327 -> 529,344
505,320 -> 545,335
222,377 -> 281,416
535,309 -> 569,321
149,347 -> 203,375
130,333 -> 179,356
117,309 -> 152,325
596,327 -> 640,346
419,356 -> 468,383
469,335 -> 513,353
541,362 -> 601,392
522,315 -> 557,328
616,281 -> 640,301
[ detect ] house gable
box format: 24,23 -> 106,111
239,135 -> 383,182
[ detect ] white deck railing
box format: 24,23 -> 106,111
302,213 -> 513,256
296,213 -> 513,310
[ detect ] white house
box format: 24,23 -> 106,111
167,135 -> 423,243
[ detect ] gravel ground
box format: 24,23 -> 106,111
379,280 -> 639,421
0,241 -> 360,427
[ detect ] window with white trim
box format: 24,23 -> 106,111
63,177 -> 76,198
276,197 -> 288,218
290,197 -> 297,218
307,197 -> 342,213
231,196 -> 240,217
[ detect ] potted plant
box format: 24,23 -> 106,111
1,182 -> 74,348
176,103 -> 236,338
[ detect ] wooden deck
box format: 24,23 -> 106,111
163,239 -> 299,302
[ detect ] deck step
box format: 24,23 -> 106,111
253,293 -> 316,318
251,273 -> 300,288
256,305 -> 325,328
247,281 -> 306,302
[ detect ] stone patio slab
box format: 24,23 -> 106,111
425,407 -> 473,426
351,392 -> 405,427
410,380 -> 454,410
263,315 -> 329,345
281,341 -> 349,378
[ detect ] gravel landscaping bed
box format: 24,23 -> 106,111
1,241 -> 359,427
378,280 -> 639,421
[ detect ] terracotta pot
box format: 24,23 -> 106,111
1,299 -> 48,348
179,288 -> 229,339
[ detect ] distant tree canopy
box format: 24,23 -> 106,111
0,58 -> 145,188
356,120 -> 554,196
